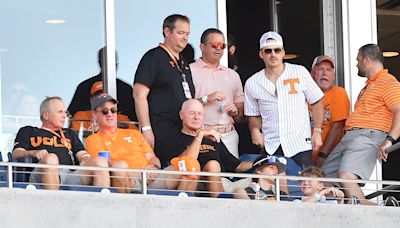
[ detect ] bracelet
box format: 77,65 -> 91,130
194,137 -> 202,143
314,127 -> 322,133
318,152 -> 329,158
201,96 -> 208,105
385,135 -> 396,144
141,126 -> 152,132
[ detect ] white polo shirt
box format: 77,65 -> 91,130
244,63 -> 324,157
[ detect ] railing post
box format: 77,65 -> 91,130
141,171 -> 147,195
7,165 -> 13,189
275,178 -> 280,202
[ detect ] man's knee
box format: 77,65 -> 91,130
41,153 -> 59,165
90,156 -> 109,167
111,160 -> 129,169
338,171 -> 359,180
203,160 -> 221,172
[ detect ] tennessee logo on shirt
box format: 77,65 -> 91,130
199,144 -> 216,153
283,78 -> 299,94
29,136 -> 72,150
123,136 -> 133,143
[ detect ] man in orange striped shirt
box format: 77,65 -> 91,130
321,44 -> 400,205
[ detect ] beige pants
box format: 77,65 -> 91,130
220,130 -> 239,158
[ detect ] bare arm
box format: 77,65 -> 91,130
180,130 -> 220,159
12,147 -> 48,161
232,102 -> 244,124
378,104 -> 400,162
133,83 -> 154,148
248,116 -> 264,149
311,99 -> 324,153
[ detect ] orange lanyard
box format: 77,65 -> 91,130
159,43 -> 187,82
41,127 -> 76,165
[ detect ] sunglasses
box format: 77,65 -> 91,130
253,156 -> 280,167
207,41 -> 226,49
263,48 -> 282,54
97,107 -> 118,115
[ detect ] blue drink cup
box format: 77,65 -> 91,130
98,151 -> 110,162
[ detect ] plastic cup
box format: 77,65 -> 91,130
98,151 -> 110,162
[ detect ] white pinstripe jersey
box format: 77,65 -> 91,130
244,63 -> 324,157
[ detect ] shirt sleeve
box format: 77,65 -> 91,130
85,134 -> 106,158
232,71 -> 244,104
13,126 -> 33,150
244,79 -> 260,116
134,48 -> 158,89
382,77 -> 400,109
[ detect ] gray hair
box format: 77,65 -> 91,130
39,96 -> 63,121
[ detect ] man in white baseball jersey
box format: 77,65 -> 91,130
244,31 -> 324,168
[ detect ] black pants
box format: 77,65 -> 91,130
273,145 -> 312,169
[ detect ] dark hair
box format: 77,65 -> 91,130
162,14 -> 190,37
200,28 -> 224,44
359,44 -> 384,64
97,47 -> 119,69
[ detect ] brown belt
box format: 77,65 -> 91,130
203,124 -> 234,134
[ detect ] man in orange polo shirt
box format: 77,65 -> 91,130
321,44 -> 400,205
309,55 -> 350,167
86,93 -> 201,193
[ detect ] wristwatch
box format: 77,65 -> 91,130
385,135 -> 396,144
318,152 -> 329,158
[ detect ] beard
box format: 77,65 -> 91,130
357,68 -> 366,78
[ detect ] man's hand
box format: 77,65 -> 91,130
207,91 -> 226,103
201,129 -> 220,143
145,165 -> 159,184
142,129 -> 155,149
224,103 -> 239,117
32,149 -> 49,160
314,156 -> 326,168
251,129 -> 264,149
378,140 -> 392,163
311,132 -> 322,154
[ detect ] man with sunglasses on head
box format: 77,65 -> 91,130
86,94 -> 200,193
134,14 -> 195,168
12,96 -> 110,190
190,28 -> 244,158
244,31 -> 324,169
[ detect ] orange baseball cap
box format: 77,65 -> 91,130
170,155 -> 200,180
90,81 -> 103,95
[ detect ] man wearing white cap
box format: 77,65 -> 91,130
244,31 -> 324,168
309,55 -> 350,167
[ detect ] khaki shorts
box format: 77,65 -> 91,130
321,128 -> 386,180
29,167 -> 83,186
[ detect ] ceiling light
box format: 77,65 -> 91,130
284,54 -> 299,60
383,51 -> 399,58
46,19 -> 65,24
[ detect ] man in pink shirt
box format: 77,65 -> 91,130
190,28 -> 244,158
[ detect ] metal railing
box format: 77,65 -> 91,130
1,161 -> 400,205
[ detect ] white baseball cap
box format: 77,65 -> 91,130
259,31 -> 284,50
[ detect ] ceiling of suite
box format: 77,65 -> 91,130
377,0 -> 400,77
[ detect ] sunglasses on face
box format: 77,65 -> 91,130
97,107 -> 118,115
207,41 -> 226,49
263,48 -> 282,54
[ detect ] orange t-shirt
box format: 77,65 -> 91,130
309,86 -> 350,161
86,128 -> 153,168
345,69 -> 400,132
71,111 -> 137,131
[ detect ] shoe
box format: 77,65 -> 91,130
384,196 -> 399,207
